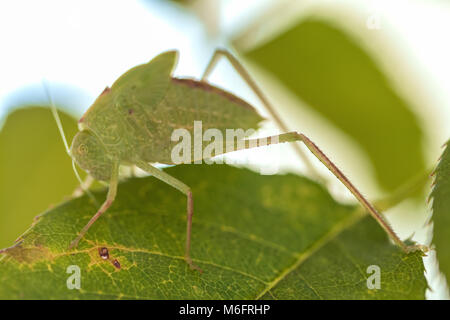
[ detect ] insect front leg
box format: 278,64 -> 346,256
68,163 -> 119,249
201,48 -> 322,180
72,174 -> 95,197
135,161 -> 202,273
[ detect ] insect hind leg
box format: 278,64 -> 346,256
227,131 -> 426,254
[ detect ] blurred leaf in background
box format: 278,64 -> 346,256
237,18 -> 426,193
147,0 -> 221,37
0,107 -> 79,248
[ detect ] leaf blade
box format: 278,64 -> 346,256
0,165 -> 426,299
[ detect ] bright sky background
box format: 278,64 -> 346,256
0,0 -> 449,141
0,0 -> 449,299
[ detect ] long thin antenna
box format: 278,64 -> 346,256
43,80 -> 98,205
42,80 -> 71,156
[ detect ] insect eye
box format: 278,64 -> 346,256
78,144 -> 88,155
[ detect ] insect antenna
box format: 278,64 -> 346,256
42,80 -> 98,205
42,80 -> 71,156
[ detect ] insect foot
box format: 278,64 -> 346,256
186,256 -> 203,274
68,237 -> 81,250
405,244 -> 429,254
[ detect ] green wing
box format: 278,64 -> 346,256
80,51 -> 263,164
111,50 -> 178,108
79,51 -> 178,158
136,78 -> 265,164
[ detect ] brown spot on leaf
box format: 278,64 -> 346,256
112,259 -> 121,269
2,244 -> 52,264
98,247 -> 109,260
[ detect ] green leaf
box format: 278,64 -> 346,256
239,18 -> 426,192
0,165 -> 426,299
431,140 -> 450,287
0,107 -> 79,248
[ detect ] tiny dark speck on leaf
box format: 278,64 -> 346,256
128,109 -> 134,115
98,247 -> 109,260
112,259 -> 121,269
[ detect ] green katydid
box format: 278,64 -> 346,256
48,49 -> 425,272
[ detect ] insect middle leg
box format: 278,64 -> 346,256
201,48 -> 322,180
135,160 -> 202,273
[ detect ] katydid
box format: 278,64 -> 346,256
48,49 -> 424,272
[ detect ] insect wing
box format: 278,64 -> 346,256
111,50 -> 178,108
